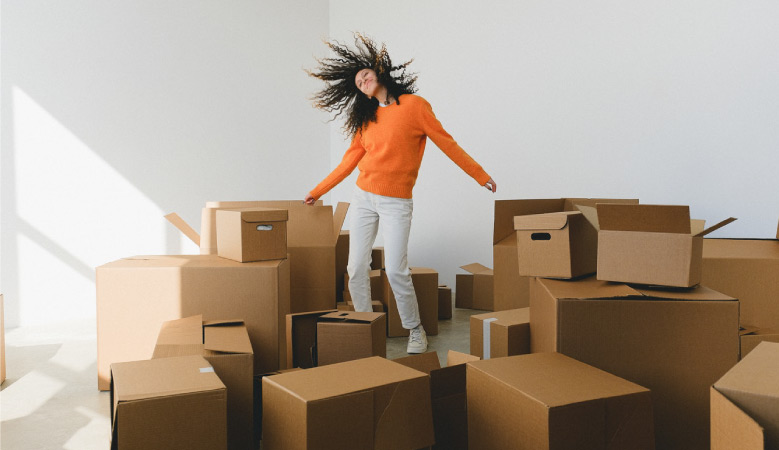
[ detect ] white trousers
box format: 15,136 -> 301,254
347,186 -> 421,330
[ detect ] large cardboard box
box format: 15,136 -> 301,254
394,351 -> 480,450
335,230 -> 349,303
316,311 -> 386,366
596,203 -> 735,287
96,255 -> 289,391
492,198 -> 638,311
216,207 -> 288,262
285,310 -> 337,369
711,342 -> 779,450
466,352 -> 655,450
455,263 -> 494,310
261,356 -> 435,450
470,308 -> 530,359
1,294 -> 4,385
438,285 -> 452,320
382,267 -> 439,337
110,355 -> 227,450
703,237 -> 779,330
514,211 -> 596,278
152,316 -> 253,450
530,276 -> 739,450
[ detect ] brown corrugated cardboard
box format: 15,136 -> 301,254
596,204 -> 736,287
455,263 -> 494,310
1,294 -> 4,385
371,247 -> 385,270
470,308 -> 530,359
110,355 -> 227,450
344,269 -> 383,301
96,255 -> 290,391
530,276 -> 739,450
216,207 -> 288,263
514,211 -> 597,278
316,311 -> 386,366
285,310 -> 336,369
703,238 -> 779,331
438,285 -> 452,320
741,327 -> 779,359
261,356 -> 435,450
466,352 -> 654,450
152,316 -> 253,450
335,230 -> 349,303
712,342 -> 779,450
710,387 -> 764,450
382,267 -> 439,337
337,300 -> 385,312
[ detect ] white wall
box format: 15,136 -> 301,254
0,0 -> 329,327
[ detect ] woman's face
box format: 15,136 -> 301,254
355,68 -> 379,98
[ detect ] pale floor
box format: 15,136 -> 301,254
0,307 -> 485,450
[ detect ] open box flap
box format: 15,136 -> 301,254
164,213 -> 200,246
447,350 -> 480,367
156,315 -> 204,346
514,211 -> 578,231
596,204 -> 691,234
204,324 -> 254,354
694,217 -> 737,237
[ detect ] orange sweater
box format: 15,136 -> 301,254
309,94 -> 491,200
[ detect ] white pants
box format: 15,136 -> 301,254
347,186 -> 421,330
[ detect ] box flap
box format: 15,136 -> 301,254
460,263 -> 492,275
740,325 -> 761,336
332,202 -> 350,244
318,311 -> 384,324
393,351 -> 442,374
204,323 -> 253,355
694,217 -> 737,237
514,211 -> 578,231
202,319 -> 245,326
446,350 -> 480,367
493,199 -> 565,244
632,284 -> 735,301
575,205 -> 600,230
111,355 -> 224,402
155,315 -> 204,346
538,277 -> 642,300
690,219 -> 706,236
710,387 -> 765,450
597,204 -> 691,234
164,212 -> 200,246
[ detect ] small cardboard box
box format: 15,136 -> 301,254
152,316 -> 253,450
335,230 -> 349,303
394,351 -> 480,450
740,326 -> 779,359
0,294 -> 5,385
316,311 -> 386,366
514,211 -> 597,278
110,355 -> 227,450
382,267 -> 439,337
344,269 -> 383,301
466,352 -> 655,450
711,342 -> 779,450
470,308 -> 530,359
438,285 -> 452,320
337,300 -> 385,312
261,356 -> 435,450
595,204 -> 735,287
455,263 -> 494,310
216,207 -> 288,262
284,310 -> 337,369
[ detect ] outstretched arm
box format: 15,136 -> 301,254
305,135 -> 366,203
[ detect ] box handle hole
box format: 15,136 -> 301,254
531,233 -> 551,241
256,224 -> 273,231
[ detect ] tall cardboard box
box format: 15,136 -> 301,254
316,311 -> 386,366
466,352 -> 655,450
438,285 -> 452,319
96,255 -> 290,391
382,267 -> 439,337
110,355 -> 227,450
216,207 -> 288,262
711,342 -> 779,450
492,198 -> 637,311
470,308 -> 530,359
335,230 -> 349,302
530,276 -> 739,450
261,356 -> 435,450
455,263 -> 494,310
514,211 -> 597,278
152,316 -> 254,450
1,294 -> 5,385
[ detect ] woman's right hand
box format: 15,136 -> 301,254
304,194 -> 316,205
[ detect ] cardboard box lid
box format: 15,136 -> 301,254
537,276 -> 735,302
318,311 -> 385,324
714,342 -> 779,399
99,254 -> 285,270
513,211 -> 581,231
446,350 -> 479,366
596,203 -> 736,236
111,355 -> 225,403
471,308 -> 529,326
393,351 -> 442,374
154,315 -> 253,356
219,207 -> 288,223
459,263 -> 493,276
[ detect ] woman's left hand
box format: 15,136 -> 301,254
484,178 -> 497,193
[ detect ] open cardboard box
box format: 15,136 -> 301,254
284,309 -> 336,369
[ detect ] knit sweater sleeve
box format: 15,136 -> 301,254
417,97 -> 491,186
309,134 -> 366,200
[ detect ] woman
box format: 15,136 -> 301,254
305,34 -> 496,354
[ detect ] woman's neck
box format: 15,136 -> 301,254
375,86 -> 392,105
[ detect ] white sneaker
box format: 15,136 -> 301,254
407,325 -> 428,354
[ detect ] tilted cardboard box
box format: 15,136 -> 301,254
438,285 -> 452,320
382,267 -> 439,337
96,255 -> 289,391
455,263 -> 494,310
711,342 -> 779,450
216,207 -> 288,262
285,310 -> 337,370
261,356 -> 435,450
470,308 -> 530,359
466,352 -> 655,450
152,316 -> 254,450
514,211 -> 597,278
110,355 -> 227,450
530,276 -> 739,450
316,311 -> 386,366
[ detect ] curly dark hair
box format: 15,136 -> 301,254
307,33 -> 418,138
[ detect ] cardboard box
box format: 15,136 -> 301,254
316,311 -> 386,366
285,310 -> 337,369
530,276 -> 739,450
492,198 -> 638,311
466,352 -> 655,450
455,263 -> 494,310
595,203 -> 735,287
96,255 -> 290,391
344,269 -> 383,301
216,207 -> 288,263
382,267 -> 439,337
371,247 -> 385,270
740,326 -> 779,359
703,237 -> 779,330
1,294 -> 4,385
110,355 -> 227,450
514,211 -> 596,278
470,308 -> 530,359
711,342 -> 779,450
438,285 -> 452,320
335,230 -> 349,303
261,356 -> 435,450
337,300 -> 385,312
393,350 -> 480,450
152,316 -> 253,450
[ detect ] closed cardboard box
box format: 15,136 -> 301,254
470,308 -> 530,359
316,311 -> 386,366
466,352 -> 655,450
110,355 -> 227,450
514,211 -> 596,278
261,356 -> 435,450
152,316 -> 254,450
382,267 -> 439,337
216,207 -> 288,262
455,263 -> 493,310
530,276 -> 739,450
96,255 -> 289,391
438,285 -> 452,320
